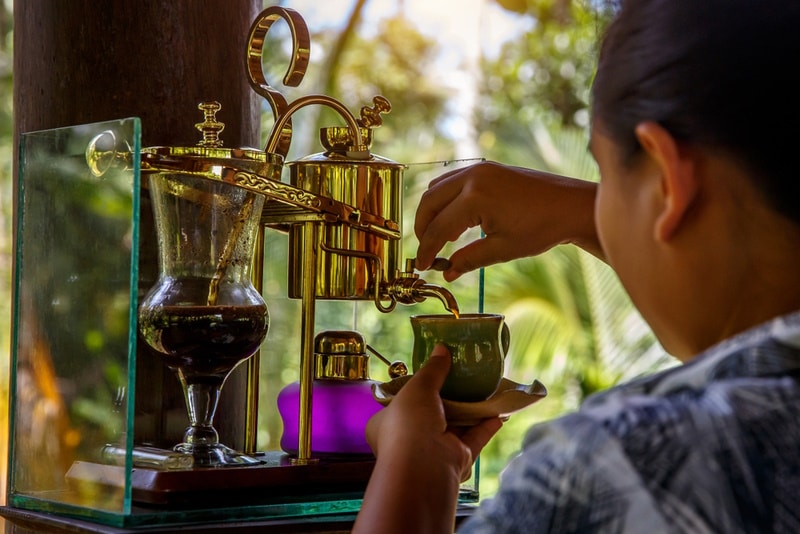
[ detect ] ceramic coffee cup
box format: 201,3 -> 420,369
410,313 -> 510,402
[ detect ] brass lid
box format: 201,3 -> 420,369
85,101 -> 284,189
314,330 -> 370,381
140,101 -> 284,184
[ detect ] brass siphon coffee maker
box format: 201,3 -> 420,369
85,4 -> 461,473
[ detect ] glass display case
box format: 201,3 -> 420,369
5,118 -> 487,530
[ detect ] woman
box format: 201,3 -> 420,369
354,0 -> 800,532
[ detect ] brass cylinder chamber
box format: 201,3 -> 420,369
287,149 -> 404,300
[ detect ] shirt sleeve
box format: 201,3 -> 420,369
458,413 -> 670,533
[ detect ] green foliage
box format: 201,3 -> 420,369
479,0 -> 605,138
329,15 -> 451,159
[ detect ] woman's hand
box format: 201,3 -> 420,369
353,345 -> 503,534
414,161 -> 601,281
366,344 -> 502,481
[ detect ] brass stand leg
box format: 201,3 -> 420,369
244,225 -> 267,455
295,221 -> 319,463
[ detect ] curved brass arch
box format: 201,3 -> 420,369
246,6 -> 311,157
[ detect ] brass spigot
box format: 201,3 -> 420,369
386,259 -> 460,318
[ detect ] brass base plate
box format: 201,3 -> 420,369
66,451 -> 375,506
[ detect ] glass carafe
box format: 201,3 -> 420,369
138,172 -> 268,467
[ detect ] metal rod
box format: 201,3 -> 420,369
296,221 -> 319,463
244,224 -> 267,455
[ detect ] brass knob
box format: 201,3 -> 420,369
195,101 -> 225,148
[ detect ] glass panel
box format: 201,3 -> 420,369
8,118 -> 141,520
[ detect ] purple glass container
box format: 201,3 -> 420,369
278,330 -> 384,456
278,379 -> 383,455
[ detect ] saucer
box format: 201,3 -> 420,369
372,376 -> 547,426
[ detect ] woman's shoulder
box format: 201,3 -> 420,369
571,323 -> 800,461
499,324 -> 800,533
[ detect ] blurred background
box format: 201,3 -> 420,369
0,0 -> 675,517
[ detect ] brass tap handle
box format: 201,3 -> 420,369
429,257 -> 452,272
410,257 -> 451,272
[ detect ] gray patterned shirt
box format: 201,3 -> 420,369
460,310 -> 800,533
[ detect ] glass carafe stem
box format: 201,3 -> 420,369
172,377 -> 261,466
182,381 -> 221,447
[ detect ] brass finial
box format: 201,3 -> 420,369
195,101 -> 225,147
357,95 -> 391,128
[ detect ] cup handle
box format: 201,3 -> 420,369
501,322 -> 511,355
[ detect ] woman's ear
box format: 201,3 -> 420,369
635,122 -> 699,241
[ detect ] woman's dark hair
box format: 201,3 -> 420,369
592,0 -> 800,224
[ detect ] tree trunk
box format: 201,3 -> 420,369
13,0 -> 263,451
